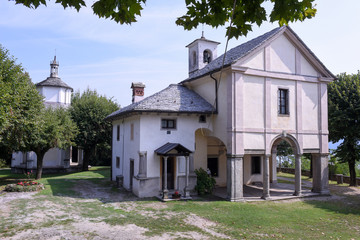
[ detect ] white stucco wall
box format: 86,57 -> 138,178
241,49 -> 265,70
300,54 -> 318,77
139,114 -> 208,179
41,87 -> 59,103
269,35 -> 296,74
37,86 -> 71,105
243,75 -> 264,129
189,72 -> 228,145
12,148 -> 67,169
302,82 -> 319,131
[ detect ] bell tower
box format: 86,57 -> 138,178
186,32 -> 220,76
50,56 -> 59,78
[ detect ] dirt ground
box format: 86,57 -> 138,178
0,180 -> 359,240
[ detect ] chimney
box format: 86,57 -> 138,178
131,82 -> 145,103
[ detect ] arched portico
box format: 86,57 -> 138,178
265,133 -> 303,199
194,128 -> 227,186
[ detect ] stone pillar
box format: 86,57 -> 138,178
226,154 -> 244,201
189,155 -> 195,175
183,156 -> 191,198
138,151 -> 147,178
271,150 -> 278,184
262,155 -> 270,199
294,154 -> 302,196
312,153 -> 330,194
162,156 -> 169,199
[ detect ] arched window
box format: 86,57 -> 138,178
192,51 -> 197,67
203,50 -> 212,63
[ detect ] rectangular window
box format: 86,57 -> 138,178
251,156 -> 261,174
130,123 -> 134,140
161,119 -> 176,129
207,157 -> 219,177
116,157 -> 120,168
116,125 -> 120,141
278,89 -> 289,115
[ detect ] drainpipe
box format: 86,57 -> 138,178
210,73 -> 218,113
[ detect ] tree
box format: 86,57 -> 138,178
28,107 -> 77,179
276,140 -> 293,168
12,0 -> 317,39
70,89 -> 119,171
328,72 -> 360,186
0,45 -> 44,157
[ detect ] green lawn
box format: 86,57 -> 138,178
1,167 -> 359,239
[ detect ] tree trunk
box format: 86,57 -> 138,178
82,149 -> 90,171
348,159 -> 358,186
35,151 -> 45,180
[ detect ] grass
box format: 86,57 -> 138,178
1,167 -> 360,239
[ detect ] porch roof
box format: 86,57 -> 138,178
154,142 -> 192,156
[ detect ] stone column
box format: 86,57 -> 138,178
138,151 -> 147,178
162,156 -> 169,199
226,154 -> 244,201
294,154 -> 302,196
312,153 -> 330,194
183,156 -> 191,198
189,155 -> 195,175
262,155 -> 270,199
271,150 -> 278,184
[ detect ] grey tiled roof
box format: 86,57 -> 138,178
155,142 -> 192,156
184,26 -> 284,81
36,77 -> 73,90
106,84 -> 215,120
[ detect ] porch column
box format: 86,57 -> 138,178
311,153 -> 330,194
162,156 -> 169,199
271,150 -> 278,184
262,155 -> 270,199
189,155 -> 195,175
227,154 -> 244,201
183,156 -> 191,198
294,154 -> 302,196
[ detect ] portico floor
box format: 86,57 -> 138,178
213,176 -> 323,201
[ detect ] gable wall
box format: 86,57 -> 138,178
228,32 -> 328,153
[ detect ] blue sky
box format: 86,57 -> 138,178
1,0 -> 359,128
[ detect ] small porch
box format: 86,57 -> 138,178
155,142 -> 193,201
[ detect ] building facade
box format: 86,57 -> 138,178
107,26 -> 334,200
11,57 -> 83,173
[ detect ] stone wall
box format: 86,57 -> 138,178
278,167 -> 360,185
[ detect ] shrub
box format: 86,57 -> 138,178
195,168 -> 216,195
0,159 -> 7,168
